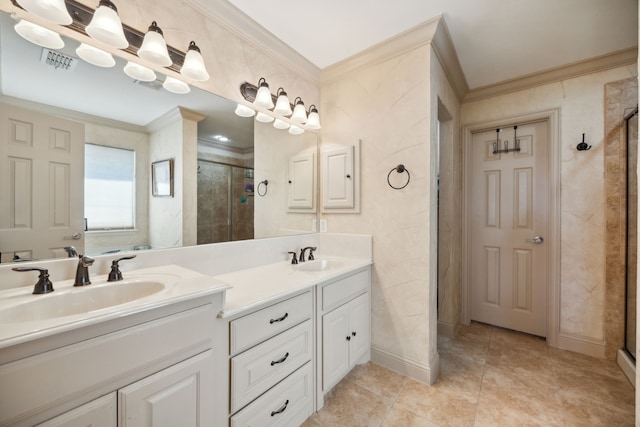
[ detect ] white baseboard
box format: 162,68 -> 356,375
555,332 -> 605,358
371,346 -> 439,385
617,349 -> 636,388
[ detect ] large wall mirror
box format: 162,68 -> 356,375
0,11 -> 318,263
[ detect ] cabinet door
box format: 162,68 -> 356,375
322,304 -> 350,391
348,293 -> 371,365
37,393 -> 116,427
119,350 -> 214,427
322,146 -> 354,209
288,152 -> 315,210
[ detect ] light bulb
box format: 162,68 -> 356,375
291,97 -> 307,124
14,20 -> 64,49
180,41 -> 209,81
86,0 -> 128,49
254,78 -> 274,109
163,76 -> 190,94
76,43 -> 115,68
273,88 -> 292,116
137,21 -> 172,67
235,104 -> 256,118
123,61 -> 156,82
16,0 -> 72,25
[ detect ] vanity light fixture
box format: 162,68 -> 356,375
123,61 -> 156,81
254,78 -> 274,109
255,112 -> 275,123
180,41 -> 209,81
162,76 -> 190,94
305,105 -> 321,129
14,19 -> 64,49
273,87 -> 292,116
76,42 -> 116,67
85,0 -> 128,49
234,104 -> 256,118
288,125 -> 304,135
137,21 -> 172,67
16,0 -> 72,25
273,119 -> 290,130
290,97 -> 307,124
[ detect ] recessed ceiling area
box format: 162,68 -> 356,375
226,0 -> 638,88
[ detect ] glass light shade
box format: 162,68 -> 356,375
255,112 -> 274,123
273,119 -> 290,130
291,98 -> 307,124
180,41 -> 209,81
123,61 -> 156,81
273,88 -> 292,116
254,78 -> 274,109
288,125 -> 305,135
234,104 -> 256,118
76,43 -> 115,68
85,0 -> 128,49
137,22 -> 172,67
17,0 -> 72,25
163,76 -> 190,94
306,106 -> 321,130
14,20 -> 64,49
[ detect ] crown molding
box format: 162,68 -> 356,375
464,47 -> 638,103
185,0 -> 321,85
319,16 -> 468,102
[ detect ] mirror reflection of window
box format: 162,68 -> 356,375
84,144 -> 135,230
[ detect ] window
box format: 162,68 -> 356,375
84,144 -> 135,230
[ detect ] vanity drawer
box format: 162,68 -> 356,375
231,362 -> 313,427
230,291 -> 312,355
321,268 -> 370,312
231,319 -> 312,413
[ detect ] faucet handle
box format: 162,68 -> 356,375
308,247 -> 317,260
108,255 -> 137,282
287,251 -> 298,265
78,254 -> 95,267
12,266 -> 54,294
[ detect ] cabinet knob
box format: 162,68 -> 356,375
352,331 -> 357,337
346,336 -> 351,341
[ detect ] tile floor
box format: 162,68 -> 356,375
303,322 -> 635,426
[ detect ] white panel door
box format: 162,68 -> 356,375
322,145 -> 354,209
470,121 -> 548,336
0,103 -> 84,262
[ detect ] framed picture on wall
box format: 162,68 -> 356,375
152,159 -> 174,197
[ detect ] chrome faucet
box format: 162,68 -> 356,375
299,246 -> 317,262
74,254 -> 95,287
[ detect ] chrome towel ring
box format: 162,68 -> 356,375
387,164 -> 410,190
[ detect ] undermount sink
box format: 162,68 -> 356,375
0,280 -> 165,323
294,259 -> 344,272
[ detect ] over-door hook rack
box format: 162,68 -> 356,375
493,126 -> 521,154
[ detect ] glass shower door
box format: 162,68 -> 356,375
625,107 -> 638,360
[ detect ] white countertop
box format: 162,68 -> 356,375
215,257 -> 372,318
0,265 -> 230,349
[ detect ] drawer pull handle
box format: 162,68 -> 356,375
271,399 -> 289,417
270,312 -> 289,324
270,352 -> 290,366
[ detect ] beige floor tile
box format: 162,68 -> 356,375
394,378 -> 477,427
348,362 -> 407,402
475,365 -> 565,426
312,379 -> 391,427
561,389 -> 634,427
549,345 -> 629,380
555,363 -> 635,414
436,352 -> 484,402
489,327 -> 549,356
380,405 -> 442,427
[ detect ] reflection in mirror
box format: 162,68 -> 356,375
0,11 -> 317,263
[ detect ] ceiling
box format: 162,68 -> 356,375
227,0 -> 638,89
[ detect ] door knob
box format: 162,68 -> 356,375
526,236 -> 544,244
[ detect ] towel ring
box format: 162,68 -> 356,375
257,179 -> 269,196
387,164 -> 410,190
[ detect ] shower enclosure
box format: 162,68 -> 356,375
197,159 -> 254,244
625,106 -> 638,361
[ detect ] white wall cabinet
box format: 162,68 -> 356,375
316,268 -> 371,408
321,143 -> 360,213
287,152 -> 315,210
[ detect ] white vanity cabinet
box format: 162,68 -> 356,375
228,291 -> 314,427
1,295 -> 226,427
317,267 -> 371,405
